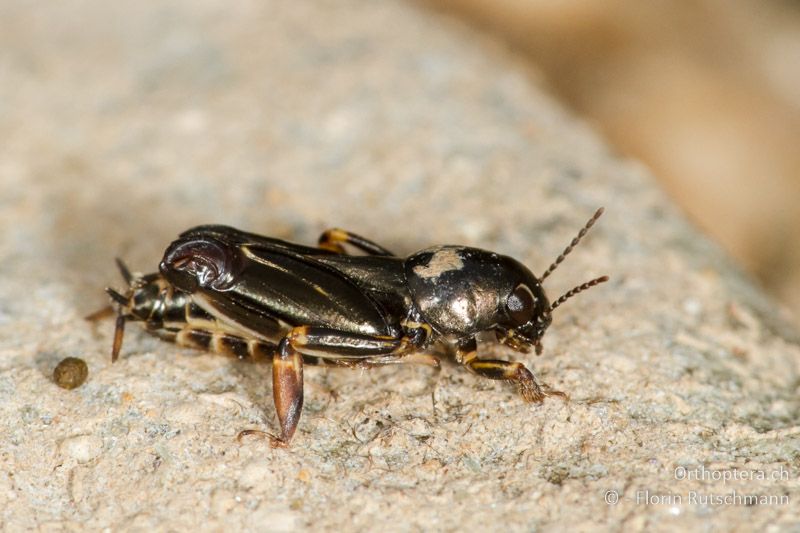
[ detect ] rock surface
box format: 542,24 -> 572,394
1,1 -> 799,531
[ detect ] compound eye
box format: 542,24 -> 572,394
506,284 -> 536,325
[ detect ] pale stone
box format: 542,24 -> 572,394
1,0 -> 798,531
60,435 -> 103,464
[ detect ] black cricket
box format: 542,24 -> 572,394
100,209 -> 608,446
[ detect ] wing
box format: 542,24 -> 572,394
166,226 -> 401,339
179,225 -> 327,256
235,244 -> 398,336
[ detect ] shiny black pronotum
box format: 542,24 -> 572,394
95,209 -> 608,446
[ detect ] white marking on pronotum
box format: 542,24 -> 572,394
413,248 -> 464,279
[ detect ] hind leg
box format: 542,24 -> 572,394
261,326 -> 409,446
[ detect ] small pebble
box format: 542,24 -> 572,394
53,357 -> 89,389
60,435 -> 103,463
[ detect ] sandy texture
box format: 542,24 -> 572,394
1,1 -> 799,531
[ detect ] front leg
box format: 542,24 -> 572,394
455,337 -> 565,403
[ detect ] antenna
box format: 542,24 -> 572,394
540,207 -> 604,281
549,276 -> 609,312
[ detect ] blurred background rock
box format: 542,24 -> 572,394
426,0 -> 800,323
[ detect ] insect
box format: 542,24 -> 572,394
99,208 -> 608,446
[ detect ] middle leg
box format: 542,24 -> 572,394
318,228 -> 395,256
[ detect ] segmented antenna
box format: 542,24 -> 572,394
549,276 -> 609,312
540,207 -> 604,281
